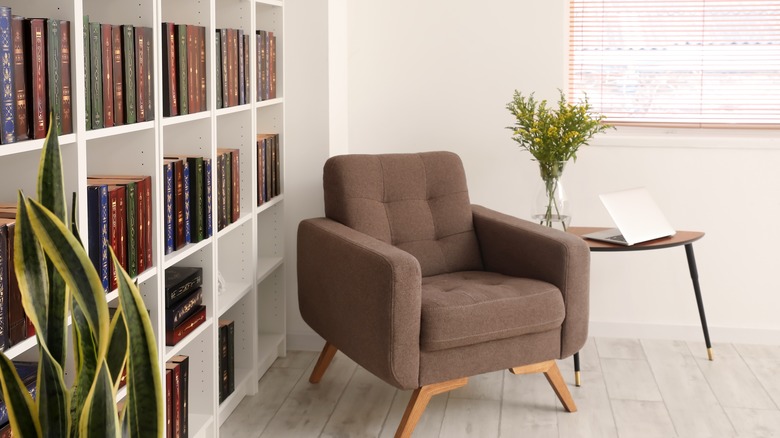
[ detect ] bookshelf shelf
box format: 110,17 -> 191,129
164,238 -> 213,269
161,110 -> 212,127
256,97 -> 284,108
256,0 -> 284,8
216,103 -> 252,117
218,281 -> 253,316
217,367 -> 253,425
256,194 -> 284,215
165,317 -> 214,361
82,121 -> 155,140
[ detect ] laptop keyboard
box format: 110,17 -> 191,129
605,234 -> 627,243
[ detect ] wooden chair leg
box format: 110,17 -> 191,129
509,360 -> 577,413
309,342 -> 338,384
395,378 -> 468,438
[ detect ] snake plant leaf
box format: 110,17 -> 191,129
107,304 -> 128,388
37,112 -> 66,224
115,250 -> 163,438
13,194 -> 49,337
79,360 -> 121,438
70,298 -> 99,437
36,344 -> 70,437
0,353 -> 42,437
23,198 -> 109,360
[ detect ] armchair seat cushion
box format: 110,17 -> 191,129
420,271 -> 565,352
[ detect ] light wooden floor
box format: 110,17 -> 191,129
220,338 -> 780,437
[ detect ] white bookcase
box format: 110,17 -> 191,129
0,0 -> 286,435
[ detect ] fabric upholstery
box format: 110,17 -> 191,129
323,152 -> 483,277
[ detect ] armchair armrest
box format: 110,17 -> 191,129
471,205 -> 590,358
297,218 -> 422,389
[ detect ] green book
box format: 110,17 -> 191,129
89,22 -> 102,129
224,151 -> 231,226
123,25 -> 136,124
215,31 -> 222,109
125,181 -> 137,277
83,16 -> 91,130
187,157 -> 204,242
176,24 -> 188,115
46,19 -> 62,135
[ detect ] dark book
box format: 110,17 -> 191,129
0,219 -> 10,351
187,156 -> 204,243
265,136 -> 273,201
198,25 -> 206,111
164,159 -> 174,254
165,287 -> 202,330
125,180 -> 137,276
257,31 -> 266,101
83,16 -> 90,130
0,361 -> 37,424
230,149 -> 240,222
172,159 -> 185,250
165,367 -> 172,438
237,29 -> 244,105
182,159 -> 191,244
215,31 -> 222,109
101,23 -> 114,127
143,27 -> 153,120
59,20 -> 72,134
11,16 -> 28,141
228,29 -> 237,107
270,32 -> 276,99
204,157 -> 212,238
220,28 -> 228,107
47,19 -> 62,134
134,26 -> 146,122
176,24 -> 187,115
165,361 -> 181,438
226,320 -> 234,396
218,319 -> 228,402
0,8 -> 16,144
114,185 -> 127,275
165,305 -> 205,346
89,21 -> 102,129
107,185 -> 120,291
111,25 -> 123,126
216,152 -> 226,230
243,34 -> 250,105
122,25 -> 136,124
29,18 -> 47,137
87,184 -> 110,291
169,355 -> 189,438
135,177 -> 145,273
257,136 -> 265,205
164,266 -> 202,308
162,22 -> 177,117
186,25 -> 196,113
6,221 -> 24,345
142,175 -> 152,270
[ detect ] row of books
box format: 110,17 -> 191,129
218,319 -> 235,403
0,207 -> 37,350
87,175 -> 153,292
163,155 -> 213,254
0,361 -> 37,433
215,28 -> 250,109
0,8 -> 72,144
257,29 -> 277,102
84,19 -> 154,130
165,266 -> 206,346
257,134 -> 281,206
161,23 -> 207,117
165,354 -> 190,438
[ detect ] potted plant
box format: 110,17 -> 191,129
506,90 -> 611,229
0,118 -> 163,437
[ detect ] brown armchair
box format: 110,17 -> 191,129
297,151 -> 590,437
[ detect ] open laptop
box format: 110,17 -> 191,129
583,187 -> 676,246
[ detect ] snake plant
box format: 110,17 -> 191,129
0,118 -> 163,437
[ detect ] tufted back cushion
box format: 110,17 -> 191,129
323,151 -> 483,277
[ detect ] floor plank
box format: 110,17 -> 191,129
378,390 -> 447,438
610,399 -> 677,438
724,407 -> 780,438
601,358 -> 663,402
596,338 -> 646,360
500,371 -> 559,437
557,370 -> 618,438
439,398 -> 501,438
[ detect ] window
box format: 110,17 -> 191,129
568,0 -> 780,128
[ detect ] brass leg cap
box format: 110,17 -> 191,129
707,348 -> 714,361
575,371 -> 581,387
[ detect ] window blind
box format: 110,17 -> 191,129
568,0 -> 780,128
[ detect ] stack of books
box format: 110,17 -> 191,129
0,361 -> 37,434
0,8 -> 72,145
165,355 -> 189,438
164,266 -> 205,346
215,28 -> 250,109
256,134 -> 280,205
87,175 -> 153,292
216,148 -> 241,231
256,29 -> 277,101
84,18 -> 154,130
163,155 -> 214,254
160,23 -> 207,117
218,320 -> 235,403
0,206 -> 37,349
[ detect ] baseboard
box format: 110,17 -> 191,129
286,332 -> 326,352
588,321 -> 780,346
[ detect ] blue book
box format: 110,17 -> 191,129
204,157 -> 212,238
164,161 -> 174,254
182,159 -> 191,244
87,186 -> 101,276
0,7 -> 15,144
98,185 -> 109,291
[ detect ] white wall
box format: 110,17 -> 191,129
339,0 -> 780,345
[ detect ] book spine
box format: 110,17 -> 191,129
165,270 -> 202,308
172,362 -> 181,438
165,368 -> 172,438
111,25 -> 123,126
162,23 -> 177,117
11,17 -> 27,141
99,185 -> 109,292
135,27 -> 145,122
122,25 -> 136,124
83,16 -> 90,130
186,25 -> 196,113
6,223 -> 24,345
231,149 -> 240,222
198,26 -> 206,111
237,29 -> 244,105
171,356 -> 189,438
30,19 -> 47,137
165,161 -> 174,254
218,321 -> 227,402
143,27 -> 153,120
215,31 -> 221,109
228,29 -> 237,107
108,187 -> 119,291
165,287 -> 202,329
101,23 -> 114,128
224,151 -> 232,225
87,186 -> 100,272
176,24 -> 187,115
217,153 -> 226,230
47,19 -> 61,135
227,320 -> 234,396
0,224 -> 7,351
243,34 -> 250,105
204,158 -> 212,237
89,22 -> 102,129
264,138 -> 271,201
135,177 -> 145,273
257,138 -> 264,206
143,176 -> 152,270
125,182 -> 137,277
0,8 -> 16,144
116,186 -> 127,274
165,305 -> 205,346
59,20 -> 72,134
270,32 -> 276,99
187,157 -> 204,243
274,134 -> 281,196
174,160 -> 185,250
220,28 -> 228,107
182,159 -> 191,244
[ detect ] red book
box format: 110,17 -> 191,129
269,32 -> 276,99
116,185 -> 127,274
59,20 -> 72,134
165,361 -> 182,438
112,25 -> 124,126
198,26 -> 206,111
11,16 -> 28,140
135,27 -> 146,122
136,176 -> 146,273
101,24 -> 114,127
162,22 -> 177,117
186,25 -> 196,113
142,176 -> 152,270
29,19 -> 47,139
231,149 -> 240,222
166,305 -> 206,346
165,367 -> 173,438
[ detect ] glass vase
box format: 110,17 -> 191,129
532,161 -> 571,230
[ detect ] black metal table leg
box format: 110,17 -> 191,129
685,243 -> 713,361
573,352 -> 581,386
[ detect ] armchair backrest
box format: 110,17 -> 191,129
323,151 -> 483,277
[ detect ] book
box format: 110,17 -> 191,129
220,28 -> 228,107
257,136 -> 265,205
163,159 -> 174,254
257,31 -> 265,101
122,25 -> 136,124
142,175 -> 152,271
107,185 -> 120,291
228,29 -> 237,107
114,185 -> 127,276
111,25 -> 123,126
203,157 -> 212,238
169,355 -> 189,438
88,176 -> 139,277
172,158 -> 185,250
83,16 -> 90,130
230,149 -> 240,222
11,16 -> 28,141
216,152 -> 226,230
165,361 -> 181,438
165,305 -> 205,346
269,32 -> 276,99
182,159 -> 190,244
186,156 -> 204,242
89,21 -> 102,129
164,266 -> 202,308
226,320 -> 234,396
0,8 -> 16,144
101,23 -> 114,127
218,320 -> 227,402
47,19 -> 62,134
243,34 -> 250,105
143,27 -> 153,120
135,26 -> 145,122
198,25 -> 206,111
165,287 -> 202,330
59,20 -> 72,134
30,18 -> 47,137
215,31 -> 222,109
87,184 -> 110,292
165,367 -> 172,438
162,22 -> 177,117
237,29 -> 244,105
0,218 -> 10,350
6,221 -> 25,345
176,24 -> 187,116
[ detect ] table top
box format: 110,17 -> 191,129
568,227 -> 704,252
